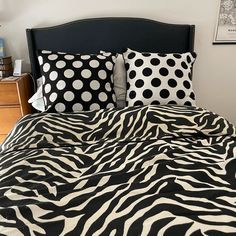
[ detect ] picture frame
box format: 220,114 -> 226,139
0,38 -> 4,57
213,0 -> 236,44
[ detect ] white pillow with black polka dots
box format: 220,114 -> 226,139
123,48 -> 197,107
38,50 -> 116,112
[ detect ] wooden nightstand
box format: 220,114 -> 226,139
0,74 -> 33,143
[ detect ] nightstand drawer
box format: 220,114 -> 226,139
0,107 -> 22,134
0,82 -> 19,105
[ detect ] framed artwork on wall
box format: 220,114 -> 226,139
0,38 -> 4,57
214,0 -> 236,44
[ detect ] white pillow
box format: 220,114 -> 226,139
123,48 -> 197,107
28,77 -> 45,112
100,51 -> 126,108
36,76 -> 43,87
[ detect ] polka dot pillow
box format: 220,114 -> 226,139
38,50 -> 116,112
123,48 -> 197,107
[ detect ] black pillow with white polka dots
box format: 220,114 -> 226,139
38,50 -> 116,112
123,48 -> 197,107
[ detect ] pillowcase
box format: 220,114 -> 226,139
123,48 -> 197,107
38,50 -> 116,112
28,84 -> 45,112
100,51 -> 126,108
28,77 -> 46,112
31,52 -> 127,111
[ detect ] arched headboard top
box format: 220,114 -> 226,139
26,17 -> 195,84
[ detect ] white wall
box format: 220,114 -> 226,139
1,0 -> 236,124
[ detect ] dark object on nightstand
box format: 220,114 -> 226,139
0,56 -> 13,77
0,73 -> 33,143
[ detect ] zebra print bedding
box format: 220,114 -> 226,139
0,105 -> 236,235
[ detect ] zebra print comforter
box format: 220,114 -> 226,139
0,105 -> 236,236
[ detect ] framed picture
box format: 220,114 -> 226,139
0,38 -> 4,57
214,0 -> 236,44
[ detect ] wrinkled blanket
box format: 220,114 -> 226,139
0,105 -> 236,236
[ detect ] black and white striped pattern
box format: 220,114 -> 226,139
1,105 -> 236,235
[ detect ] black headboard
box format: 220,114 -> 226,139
26,17 -> 195,87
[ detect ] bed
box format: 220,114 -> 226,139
0,17 -> 236,236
